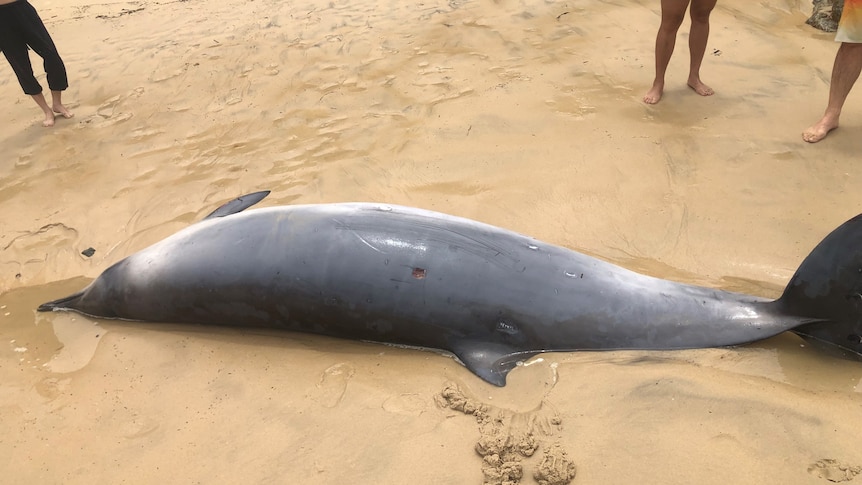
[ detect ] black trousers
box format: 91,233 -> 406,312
0,0 -> 68,95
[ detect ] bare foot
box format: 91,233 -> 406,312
687,79 -> 714,96
53,104 -> 74,119
42,111 -> 56,127
643,83 -> 663,104
802,116 -> 839,143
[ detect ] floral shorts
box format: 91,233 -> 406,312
837,0 -> 862,43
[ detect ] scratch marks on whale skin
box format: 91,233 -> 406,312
335,210 -> 526,272
352,231 -> 385,253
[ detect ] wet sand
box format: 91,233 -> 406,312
1,0 -> 861,483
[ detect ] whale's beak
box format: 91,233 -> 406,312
37,290 -> 85,312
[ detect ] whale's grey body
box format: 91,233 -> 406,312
38,193 -> 862,385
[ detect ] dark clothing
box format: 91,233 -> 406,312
0,0 -> 68,95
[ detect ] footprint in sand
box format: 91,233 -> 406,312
149,62 -> 189,83
84,93 -> 134,127
34,376 -> 71,401
310,362 -> 355,408
206,87 -> 245,112
15,153 -> 32,167
808,459 -> 862,483
545,94 -> 596,120
382,393 -> 427,416
96,94 -> 122,118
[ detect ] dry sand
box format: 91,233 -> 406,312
1,0 -> 861,483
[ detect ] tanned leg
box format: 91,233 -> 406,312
51,90 -> 73,119
803,42 -> 862,143
30,93 -> 55,127
644,0 -> 690,104
687,0 -> 718,96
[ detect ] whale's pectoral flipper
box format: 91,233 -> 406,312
450,339 -> 539,387
203,190 -> 271,220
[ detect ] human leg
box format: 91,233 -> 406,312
0,40 -> 56,126
687,0 -> 717,96
30,93 -> 57,127
51,90 -> 73,119
802,42 -> 862,143
644,0 -> 690,104
0,34 -> 42,95
18,0 -> 68,92
7,1 -> 73,125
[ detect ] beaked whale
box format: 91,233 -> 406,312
38,192 -> 862,386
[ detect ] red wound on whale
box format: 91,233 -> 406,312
412,268 -> 426,279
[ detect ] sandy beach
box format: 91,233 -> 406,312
1,0 -> 861,483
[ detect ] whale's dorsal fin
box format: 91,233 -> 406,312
450,339 -> 539,387
203,191 -> 271,220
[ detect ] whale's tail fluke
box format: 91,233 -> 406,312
778,213 -> 862,358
